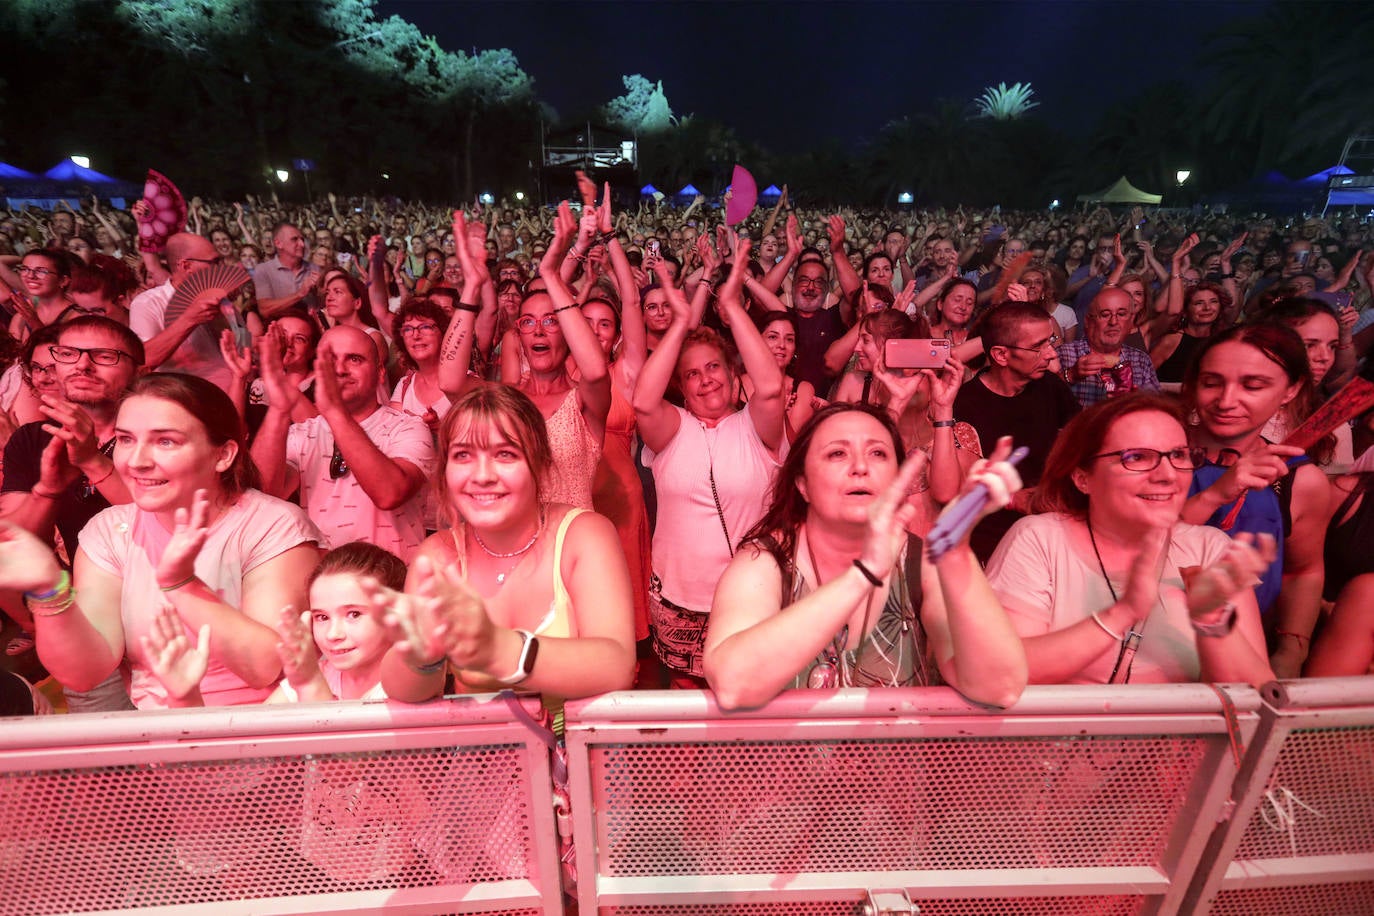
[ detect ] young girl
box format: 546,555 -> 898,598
141,542 -> 404,704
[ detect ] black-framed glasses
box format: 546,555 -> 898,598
1004,334 -> 1061,353
17,265 -> 57,277
516,315 -> 560,333
49,345 -> 132,366
399,323 -> 439,338
329,444 -> 350,480
1092,446 -> 1206,472
28,362 -> 56,378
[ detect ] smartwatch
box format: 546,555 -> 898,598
498,629 -> 540,685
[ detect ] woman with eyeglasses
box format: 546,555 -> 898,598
1179,323 -> 1332,678
986,394 -> 1274,686
4,250 -> 75,342
0,372 -> 322,708
3,324 -> 64,427
389,298 -> 452,435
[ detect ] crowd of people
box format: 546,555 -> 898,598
0,177 -> 1372,719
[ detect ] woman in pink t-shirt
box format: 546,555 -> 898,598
0,372 -> 321,708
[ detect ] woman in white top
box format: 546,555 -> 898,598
0,372 -> 322,708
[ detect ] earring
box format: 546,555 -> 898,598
1187,409 -> 1200,427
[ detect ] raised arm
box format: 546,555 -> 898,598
631,263 -> 690,452
717,240 -> 784,453
828,215 -> 862,299
543,202 -> 611,444
436,210 -> 487,400
759,213 -> 803,294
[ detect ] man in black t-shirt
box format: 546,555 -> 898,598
954,303 -> 1080,561
790,258 -> 848,395
1,317 -> 144,551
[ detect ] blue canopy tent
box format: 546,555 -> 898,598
0,162 -> 39,180
675,184 -> 701,198
6,159 -> 138,210
759,184 -> 783,199
43,160 -> 122,184
1299,164 -> 1354,185
640,184 -> 659,196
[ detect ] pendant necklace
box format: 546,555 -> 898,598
471,510 -> 545,584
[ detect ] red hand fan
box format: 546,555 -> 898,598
138,169 -> 187,254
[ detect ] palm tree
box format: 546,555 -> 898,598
972,82 -> 1039,121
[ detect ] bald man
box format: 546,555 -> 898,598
252,324 -> 435,561
1055,286 -> 1160,408
127,231 -> 233,388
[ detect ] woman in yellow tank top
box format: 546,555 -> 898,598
370,384 -> 635,702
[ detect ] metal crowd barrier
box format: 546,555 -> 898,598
0,695 -> 563,916
562,685 -> 1262,915
1183,676 -> 1374,916
3,682 -> 1372,915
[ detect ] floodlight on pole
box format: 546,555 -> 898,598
1176,170 -> 1191,186
275,169 -> 289,183
479,192 -> 495,205
70,155 -> 90,169
514,191 -> 525,201
897,191 -> 914,205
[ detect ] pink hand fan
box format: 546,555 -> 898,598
725,165 -> 758,226
138,169 -> 187,254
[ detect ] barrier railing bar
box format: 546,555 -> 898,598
64,879 -> 546,916
1214,853 -> 1374,887
1262,676 -> 1374,710
0,723 -> 544,773
593,866 -> 1170,902
0,693 -> 547,750
565,684 -> 1264,723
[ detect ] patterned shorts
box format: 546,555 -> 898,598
648,575 -> 710,678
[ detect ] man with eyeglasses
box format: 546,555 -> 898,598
0,316 -> 145,712
252,324 -> 435,562
127,232 -> 234,390
788,258 -> 848,395
954,302 -> 1081,561
1056,287 -> 1160,409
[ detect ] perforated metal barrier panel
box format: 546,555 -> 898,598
1182,677 -> 1374,916
0,697 -> 563,916
3,682 -> 1371,915
563,686 -> 1258,915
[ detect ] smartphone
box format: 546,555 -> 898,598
647,239 -> 660,257
1295,250 -> 1311,266
336,252 -> 352,265
885,338 -> 951,370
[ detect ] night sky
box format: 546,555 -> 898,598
379,0 -> 1258,150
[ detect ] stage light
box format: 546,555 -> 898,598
275,169 -> 289,183
70,155 -> 90,169
897,191 -> 914,204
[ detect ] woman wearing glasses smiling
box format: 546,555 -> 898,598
4,250 -> 75,342
985,394 -> 1275,687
